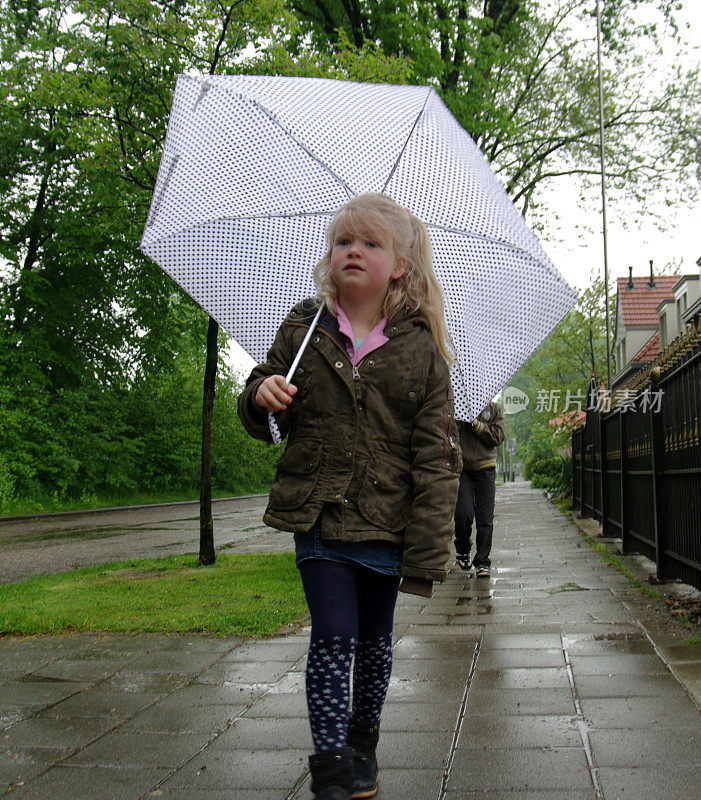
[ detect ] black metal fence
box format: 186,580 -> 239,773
572,324 -> 701,590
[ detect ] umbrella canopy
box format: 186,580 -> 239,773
141,74 -> 577,420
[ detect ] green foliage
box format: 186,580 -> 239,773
0,455 -> 14,511
523,425 -> 559,481
0,341 -> 280,509
0,552 -> 307,636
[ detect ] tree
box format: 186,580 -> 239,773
503,272 -> 608,465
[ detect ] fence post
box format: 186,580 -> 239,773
649,385 -> 666,581
620,407 -> 629,553
599,410 -> 608,532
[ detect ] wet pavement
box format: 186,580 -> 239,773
1,482 -> 699,799
0,496 -> 287,585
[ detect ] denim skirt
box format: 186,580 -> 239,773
294,518 -> 402,577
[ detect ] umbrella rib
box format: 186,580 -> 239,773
242,95 -> 355,198
144,154 -> 180,228
424,221 -> 566,281
381,87 -> 433,194
141,211 -> 336,247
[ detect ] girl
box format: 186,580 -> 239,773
238,193 -> 460,800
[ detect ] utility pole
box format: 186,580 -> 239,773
596,0 -> 613,389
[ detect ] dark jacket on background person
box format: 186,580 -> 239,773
237,298 -> 461,592
458,402 -> 506,471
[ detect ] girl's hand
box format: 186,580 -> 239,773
254,375 -> 297,412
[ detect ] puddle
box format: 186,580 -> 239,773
548,583 -> 589,594
456,591 -> 494,605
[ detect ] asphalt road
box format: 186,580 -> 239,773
0,496 -> 292,584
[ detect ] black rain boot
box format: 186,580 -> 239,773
309,747 -> 354,799
347,720 -> 380,799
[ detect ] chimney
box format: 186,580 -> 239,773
648,259 -> 655,288
627,266 -> 634,289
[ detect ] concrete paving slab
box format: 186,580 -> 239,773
196,659 -> 295,684
391,637 -> 478,660
211,717 -> 312,751
120,701 -> 237,734
379,700 -> 460,731
162,790 -> 282,799
444,793 -> 593,799
0,680 -> 89,709
390,657 -> 471,682
456,714 -> 581,749
470,666 -> 570,689
66,730 -> 211,768
376,731 -> 453,769
39,689 -> 157,719
385,676 -> 466,703
474,647 -> 565,668
0,746 -> 67,787
13,764 -> 167,799
369,767 -> 444,799
479,633 -> 565,649
465,686 -> 576,716
597,766 -> 700,799
244,691 -> 308,718
580,695 -> 701,728
568,653 -> 669,675
588,727 -> 701,766
159,748 -> 308,789
98,670 -> 190,695
574,672 -> 683,698
447,746 -> 591,791
2,715 -> 115,749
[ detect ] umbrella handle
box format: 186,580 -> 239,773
268,304 -> 324,444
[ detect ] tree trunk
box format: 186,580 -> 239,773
199,316 -> 219,565
198,3 -> 239,565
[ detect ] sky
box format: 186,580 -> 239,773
540,0 -> 701,294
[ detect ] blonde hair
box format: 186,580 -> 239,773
313,193 -> 452,363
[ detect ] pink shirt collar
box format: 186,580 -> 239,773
334,301 -> 389,366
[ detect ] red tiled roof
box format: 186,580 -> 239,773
631,330 -> 660,363
617,275 -> 679,326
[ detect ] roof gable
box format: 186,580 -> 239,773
617,275 -> 680,326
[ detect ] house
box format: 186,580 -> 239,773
612,265 -> 679,389
658,271 -> 701,347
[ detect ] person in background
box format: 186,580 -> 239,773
454,401 -> 505,578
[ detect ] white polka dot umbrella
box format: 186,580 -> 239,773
141,74 -> 577,421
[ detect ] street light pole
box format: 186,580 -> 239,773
596,0 -> 613,389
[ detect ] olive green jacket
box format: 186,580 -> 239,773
458,402 -> 506,470
237,298 -> 461,590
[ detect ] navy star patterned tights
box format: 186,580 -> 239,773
298,559 -> 400,753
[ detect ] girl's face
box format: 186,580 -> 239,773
330,226 -> 406,309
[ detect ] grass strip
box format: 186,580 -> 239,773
551,497 -> 662,601
0,552 -> 307,638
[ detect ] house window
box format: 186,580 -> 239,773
677,293 -> 687,328
660,314 -> 667,348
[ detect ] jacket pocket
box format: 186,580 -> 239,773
357,454 -> 412,532
268,438 -> 323,511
